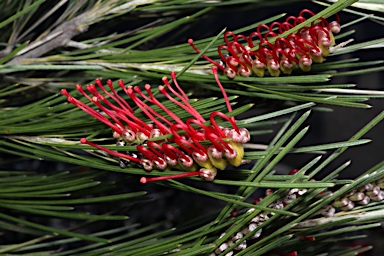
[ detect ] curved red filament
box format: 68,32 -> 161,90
140,171 -> 201,183
80,138 -> 140,163
188,39 -> 224,71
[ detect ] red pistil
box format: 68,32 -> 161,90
132,86 -> 175,127
80,138 -> 140,163
115,81 -> 155,129
161,77 -> 206,123
137,145 -> 157,161
61,89 -> 123,134
206,132 -> 235,155
161,143 -> 190,165
126,87 -> 171,135
175,137 -> 205,157
106,79 -> 133,112
257,23 -> 271,41
186,119 -> 207,139
218,45 -> 239,72
188,39 -> 224,71
93,95 -> 149,136
137,145 -> 166,169
170,71 -> 190,101
83,80 -> 151,134
90,96 -> 125,129
88,91 -> 148,136
160,143 -> 178,164
146,141 -> 165,158
76,84 -> 93,101
210,111 -> 240,137
140,171 -> 202,184
170,123 -> 191,142
224,31 -> 237,46
212,67 -> 234,115
95,78 -> 134,113
138,84 -> 188,129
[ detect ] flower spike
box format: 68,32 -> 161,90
188,39 -> 225,71
62,69 -> 250,183
190,9 -> 345,78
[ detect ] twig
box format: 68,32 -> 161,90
8,13 -> 89,65
295,209 -> 384,228
7,0 -> 156,65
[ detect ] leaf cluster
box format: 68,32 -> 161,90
0,0 -> 383,255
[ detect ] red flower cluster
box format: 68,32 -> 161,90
61,67 -> 250,183
189,9 -> 341,78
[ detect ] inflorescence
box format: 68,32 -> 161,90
211,171 -> 384,256
61,67 -> 250,183
321,175 -> 384,217
189,9 -> 341,78
211,173 -> 308,256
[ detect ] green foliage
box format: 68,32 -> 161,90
0,0 -> 383,255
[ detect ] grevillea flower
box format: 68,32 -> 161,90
189,9 -> 342,78
61,67 -> 250,183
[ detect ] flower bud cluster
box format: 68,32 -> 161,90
211,185 -> 307,255
189,9 -> 341,78
62,68 -> 250,182
210,209 -> 269,256
322,177 -> 384,217
211,173 -> 384,254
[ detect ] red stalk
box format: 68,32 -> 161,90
80,138 -> 140,162
136,84 -> 188,129
140,171 -> 201,183
94,79 -> 134,113
188,39 -> 224,71
159,83 -> 205,123
212,67 -> 236,118
104,79 -> 134,113
126,87 -> 171,135
62,89 -> 123,134
170,71 -> 190,101
91,94 -> 150,135
210,111 -> 240,137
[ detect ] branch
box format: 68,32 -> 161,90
8,13 -> 88,65
295,209 -> 384,228
7,0 -> 154,65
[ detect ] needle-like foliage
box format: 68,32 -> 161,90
0,0 -> 383,255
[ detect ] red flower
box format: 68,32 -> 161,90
189,9 -> 341,78
61,68 -> 250,183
